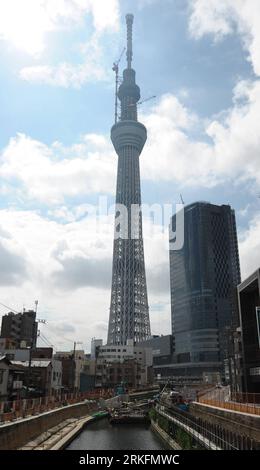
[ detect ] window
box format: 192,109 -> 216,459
0,370 -> 4,384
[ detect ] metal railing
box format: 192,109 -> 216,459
157,403 -> 259,450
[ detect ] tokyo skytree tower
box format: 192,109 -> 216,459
107,14 -> 151,345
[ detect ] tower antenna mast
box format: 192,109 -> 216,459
126,13 -> 134,69
112,47 -> 125,124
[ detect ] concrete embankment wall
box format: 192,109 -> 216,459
190,402 -> 260,442
0,402 -> 95,450
151,419 -> 181,450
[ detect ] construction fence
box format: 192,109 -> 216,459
198,391 -> 260,416
0,389 -> 114,424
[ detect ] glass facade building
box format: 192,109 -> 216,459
169,202 -> 241,378
238,269 -> 260,393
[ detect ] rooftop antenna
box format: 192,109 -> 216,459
112,47 -> 125,124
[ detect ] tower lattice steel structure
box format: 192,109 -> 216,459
107,14 -> 151,345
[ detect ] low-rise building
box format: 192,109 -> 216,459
0,356 -> 10,399
51,359 -> 62,392
32,347 -> 53,360
12,360 -> 53,396
91,338 -> 103,359
0,338 -> 17,350
55,350 -> 85,390
79,353 -> 97,392
139,335 -> 174,382
95,340 -> 153,389
0,356 -> 25,401
237,268 -> 260,393
55,356 -> 75,392
0,348 -> 30,362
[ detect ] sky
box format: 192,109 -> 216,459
0,0 -> 260,353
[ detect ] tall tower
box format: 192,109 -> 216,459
107,14 -> 151,345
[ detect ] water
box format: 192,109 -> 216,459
66,418 -> 165,450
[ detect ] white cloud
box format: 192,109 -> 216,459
0,0 -> 119,56
0,133 -> 116,204
20,32 -> 108,88
140,81 -> 260,188
189,0 -> 260,76
0,230 -> 27,285
239,213 -> 260,278
0,202 -> 258,349
141,94 -> 216,186
0,208 -> 172,349
2,82 -> 260,204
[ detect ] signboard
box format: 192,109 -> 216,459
256,307 -> 260,349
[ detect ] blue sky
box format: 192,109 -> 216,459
0,0 -> 253,147
0,0 -> 260,352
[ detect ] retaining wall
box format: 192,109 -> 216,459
0,401 -> 96,450
190,402 -> 260,442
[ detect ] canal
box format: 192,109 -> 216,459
66,418 -> 166,450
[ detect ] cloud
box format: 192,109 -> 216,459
239,213 -> 260,278
1,0 -> 120,88
141,94 -> 216,187
0,229 -> 27,286
0,208 -> 173,349
189,0 -> 260,76
0,133 -> 116,204
20,33 -> 108,88
140,81 -> 260,188
0,0 -> 120,56
2,80 -> 260,205
52,251 -> 112,290
2,71 -> 260,207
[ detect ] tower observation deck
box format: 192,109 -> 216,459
107,14 -> 151,345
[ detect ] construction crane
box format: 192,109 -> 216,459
129,95 -> 156,107
180,194 -> 185,205
112,47 -> 125,124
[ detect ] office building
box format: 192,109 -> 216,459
169,202 -> 241,379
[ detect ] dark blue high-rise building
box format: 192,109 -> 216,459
169,202 -> 241,379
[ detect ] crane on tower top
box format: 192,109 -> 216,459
112,47 -> 125,124
129,95 -> 156,107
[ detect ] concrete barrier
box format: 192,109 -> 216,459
0,401 -> 97,450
